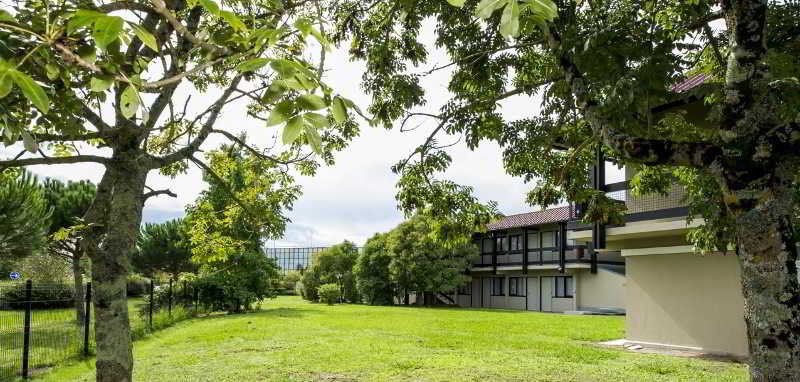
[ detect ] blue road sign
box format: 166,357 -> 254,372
9,272 -> 20,280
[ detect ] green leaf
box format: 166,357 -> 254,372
282,115 -> 304,144
304,124 -> 322,154
527,0 -> 558,20
296,94 -> 327,111
294,18 -> 312,37
220,10 -> 246,32
236,58 -> 271,72
90,76 -> 114,93
500,0 -> 520,38
93,16 -> 124,51
120,85 -> 140,119
0,71 -> 12,99
332,96 -> 347,123
310,28 -> 331,52
261,82 -> 288,104
67,10 -> 104,34
45,63 -> 60,81
10,70 -> 50,114
198,0 -> 220,16
447,0 -> 466,7
77,45 -> 97,64
20,130 -> 38,153
267,101 -> 293,127
0,10 -> 15,22
131,24 -> 159,52
304,113 -> 330,129
475,0 -> 506,19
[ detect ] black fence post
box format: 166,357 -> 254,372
149,279 -> 154,330
22,280 -> 32,379
84,282 -> 92,357
168,279 -> 173,318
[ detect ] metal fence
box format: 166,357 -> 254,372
0,279 -> 197,380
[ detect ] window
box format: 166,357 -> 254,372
527,232 -> 540,249
509,235 -> 521,251
495,237 -> 508,253
509,277 -> 524,296
481,238 -> 493,254
553,276 -> 574,298
491,278 -> 504,296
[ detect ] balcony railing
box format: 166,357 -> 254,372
569,180 -> 688,226
471,246 -> 594,268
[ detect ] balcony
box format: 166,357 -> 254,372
568,180 -> 688,230
470,245 -> 617,270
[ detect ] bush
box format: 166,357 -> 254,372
195,252 -> 280,313
280,271 -> 302,295
311,241 -> 360,303
0,282 -> 74,309
318,283 -> 341,305
127,274 -> 150,298
299,266 -> 321,302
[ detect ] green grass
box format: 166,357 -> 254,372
36,296 -> 747,381
1,298 -> 156,379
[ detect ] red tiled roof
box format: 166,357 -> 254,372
671,73 -> 711,93
487,206 -> 572,231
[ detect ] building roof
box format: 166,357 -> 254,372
487,206 -> 572,231
671,73 -> 711,93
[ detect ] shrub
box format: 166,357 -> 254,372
127,274 -> 150,298
195,252 -> 280,313
318,283 -> 341,305
312,241 -> 360,303
281,271 -> 302,295
299,265 -> 321,302
0,282 -> 74,309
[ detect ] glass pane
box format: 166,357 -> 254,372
482,239 -> 492,253
555,277 -> 564,297
566,277 -> 573,296
527,233 -> 540,248
542,232 -> 554,248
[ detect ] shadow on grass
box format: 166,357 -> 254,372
191,306 -> 326,321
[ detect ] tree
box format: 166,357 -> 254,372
339,0 -> 800,378
43,178 -> 96,326
314,241 -> 360,302
387,215 -> 477,304
0,0 -> 357,378
0,170 -> 51,261
133,219 -> 196,280
354,232 -> 395,305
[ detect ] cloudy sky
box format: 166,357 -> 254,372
8,20 -> 615,248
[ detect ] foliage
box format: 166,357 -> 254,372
387,215 -> 477,300
194,252 -> 280,313
1,282 -> 75,309
318,283 -> 341,305
312,241 -> 360,303
134,219 -> 196,279
127,274 -> 151,298
354,232 -> 395,305
298,264 -> 322,302
16,252 -> 72,283
0,171 -> 51,260
42,178 -> 96,259
186,145 -> 302,262
280,271 -> 303,295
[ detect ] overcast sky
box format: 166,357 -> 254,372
9,20 -> 623,248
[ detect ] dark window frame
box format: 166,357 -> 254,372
490,278 -> 505,296
553,276 -> 574,298
508,277 -> 525,297
508,235 -> 522,252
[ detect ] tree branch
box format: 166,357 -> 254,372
143,188 -> 178,200
0,155 -> 109,170
211,129 -> 311,165
189,156 -> 261,220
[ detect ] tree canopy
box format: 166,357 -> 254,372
338,0 -> 800,378
134,218 -> 196,279
0,170 -> 51,260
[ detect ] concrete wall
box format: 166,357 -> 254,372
626,252 -> 748,357
577,268 -> 626,311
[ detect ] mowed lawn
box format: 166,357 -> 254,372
38,296 -> 747,381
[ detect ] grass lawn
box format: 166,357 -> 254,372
1,298 -> 146,379
36,296 -> 747,381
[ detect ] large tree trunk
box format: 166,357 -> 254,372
88,168 -> 147,382
734,189 -> 800,381
72,253 -> 86,327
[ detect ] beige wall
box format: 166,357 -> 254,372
577,268 -> 626,311
626,252 -> 748,357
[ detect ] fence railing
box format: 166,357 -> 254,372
1,279 -> 198,380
